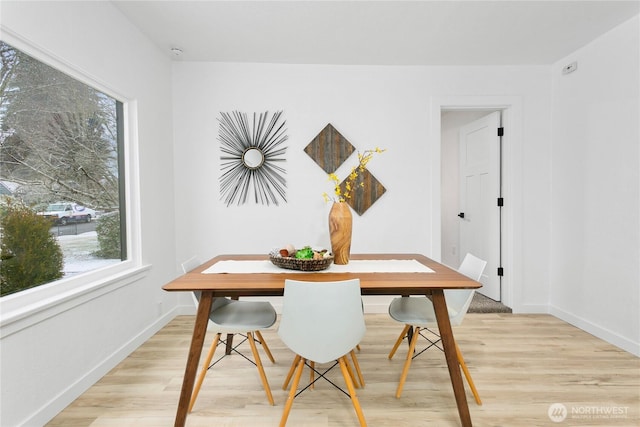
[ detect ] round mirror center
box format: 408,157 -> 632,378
242,148 -> 264,169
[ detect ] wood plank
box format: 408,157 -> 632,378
47,314 -> 640,426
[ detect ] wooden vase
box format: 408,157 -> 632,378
329,202 -> 353,265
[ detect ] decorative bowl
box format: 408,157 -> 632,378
269,254 -> 334,271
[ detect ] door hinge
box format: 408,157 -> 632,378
497,127 -> 504,137
497,197 -> 504,207
497,267 -> 504,276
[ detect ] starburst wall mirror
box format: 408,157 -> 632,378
218,111 -> 288,206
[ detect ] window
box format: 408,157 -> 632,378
0,40 -> 127,297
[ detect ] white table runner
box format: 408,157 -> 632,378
202,259 -> 434,274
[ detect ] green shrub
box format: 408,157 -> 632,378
0,199 -> 64,297
94,211 -> 121,259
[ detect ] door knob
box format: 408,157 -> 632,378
458,212 -> 465,219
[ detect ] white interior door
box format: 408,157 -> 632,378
458,111 -> 501,300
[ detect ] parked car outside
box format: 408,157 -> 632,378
37,202 -> 96,225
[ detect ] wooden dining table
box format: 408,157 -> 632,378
162,253 -> 482,427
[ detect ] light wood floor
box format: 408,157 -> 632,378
47,314 -> 639,427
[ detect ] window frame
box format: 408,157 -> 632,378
0,31 -> 145,334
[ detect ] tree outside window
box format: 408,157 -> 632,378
0,40 -> 126,297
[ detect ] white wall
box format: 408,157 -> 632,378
0,2 -> 180,425
549,16 -> 640,356
172,63 -> 553,314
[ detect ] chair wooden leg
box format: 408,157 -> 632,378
344,355 -> 360,388
284,353 -> 363,391
282,354 -> 301,390
350,349 -> 365,387
396,326 -> 420,398
255,330 -> 275,363
281,358 -> 318,392
309,361 -> 315,389
247,332 -> 274,405
189,333 -> 221,412
280,356 -> 306,427
338,356 -> 368,427
389,324 -> 411,359
455,342 -> 482,405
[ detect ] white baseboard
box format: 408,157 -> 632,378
23,308 -> 179,426
550,305 -> 640,357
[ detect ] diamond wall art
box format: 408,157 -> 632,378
303,124 -> 355,174
339,167 -> 386,216
304,123 -> 386,215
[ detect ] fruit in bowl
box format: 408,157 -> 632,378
295,246 -> 314,259
271,245 -> 331,260
269,245 -> 334,271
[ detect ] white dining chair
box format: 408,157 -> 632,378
281,297 -> 366,391
180,257 -> 277,411
278,278 -> 368,427
387,253 -> 487,403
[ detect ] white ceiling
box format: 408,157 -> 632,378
112,1 -> 640,65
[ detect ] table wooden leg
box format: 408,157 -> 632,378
174,291 -> 213,427
225,333 -> 234,355
400,295 -> 414,349
431,290 -> 472,427
225,296 -> 239,355
406,325 -> 414,347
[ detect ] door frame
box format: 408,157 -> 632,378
430,96 -> 523,309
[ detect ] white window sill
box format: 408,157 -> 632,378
0,263 -> 151,338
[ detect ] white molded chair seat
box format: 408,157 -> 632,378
181,258 -> 277,412
208,297 -> 276,332
278,279 -> 367,427
388,294 -> 464,326
388,253 -> 487,404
